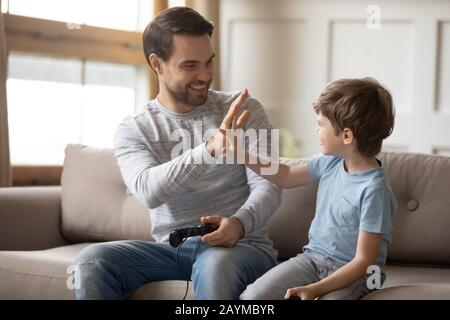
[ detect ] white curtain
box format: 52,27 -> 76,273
0,3 -> 12,187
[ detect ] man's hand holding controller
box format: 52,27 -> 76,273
200,215 -> 245,248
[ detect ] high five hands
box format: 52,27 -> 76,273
205,89 -> 251,159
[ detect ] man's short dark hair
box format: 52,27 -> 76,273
313,78 -> 395,158
142,7 -> 214,66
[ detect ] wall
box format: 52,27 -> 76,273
220,0 -> 450,157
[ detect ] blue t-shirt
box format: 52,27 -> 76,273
304,154 -> 397,267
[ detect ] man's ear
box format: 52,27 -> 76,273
342,128 -> 354,145
149,53 -> 163,75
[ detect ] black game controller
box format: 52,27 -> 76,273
169,224 -> 219,247
288,294 -> 302,300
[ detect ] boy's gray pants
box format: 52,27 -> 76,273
240,248 -> 381,300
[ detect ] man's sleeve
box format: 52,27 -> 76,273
113,116 -> 214,209
232,97 -> 282,235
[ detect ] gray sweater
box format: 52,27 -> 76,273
113,90 -> 281,260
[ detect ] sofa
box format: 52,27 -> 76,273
1,144 -> 450,300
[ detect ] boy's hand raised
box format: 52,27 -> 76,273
206,89 -> 251,157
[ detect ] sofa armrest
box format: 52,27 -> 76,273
0,186 -> 68,250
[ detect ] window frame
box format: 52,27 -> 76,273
4,13 -> 150,186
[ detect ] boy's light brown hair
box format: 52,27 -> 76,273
313,77 -> 395,158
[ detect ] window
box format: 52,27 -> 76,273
7,53 -> 149,165
2,0 -> 187,30
1,0 -> 8,13
3,0 -> 187,183
4,0 -> 152,31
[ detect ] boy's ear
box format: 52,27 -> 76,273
342,128 -> 354,145
149,53 -> 164,75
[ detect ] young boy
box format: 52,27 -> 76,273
207,78 -> 397,300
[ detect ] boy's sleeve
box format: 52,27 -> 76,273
359,188 -> 397,236
307,154 -> 338,180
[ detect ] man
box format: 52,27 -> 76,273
74,6 -> 281,300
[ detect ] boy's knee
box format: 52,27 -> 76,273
240,281 -> 280,300
239,284 -> 258,300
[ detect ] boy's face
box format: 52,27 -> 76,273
315,112 -> 345,155
159,34 -> 215,109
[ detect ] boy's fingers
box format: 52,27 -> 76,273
222,107 -> 237,129
232,89 -> 248,111
232,113 -> 237,129
284,289 -> 293,299
221,89 -> 248,129
236,110 -> 251,128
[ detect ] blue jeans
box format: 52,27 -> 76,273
74,237 -> 276,300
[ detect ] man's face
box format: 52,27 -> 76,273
315,112 -> 344,155
160,34 -> 215,109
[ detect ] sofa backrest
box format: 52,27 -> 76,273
61,144 -> 151,242
270,153 -> 450,266
61,144 -> 450,265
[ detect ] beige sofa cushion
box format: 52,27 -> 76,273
0,243 -> 91,299
129,281 -> 195,300
363,284 -> 450,300
270,153 -> 450,265
61,144 -> 152,243
382,265 -> 450,288
379,152 -> 450,265
0,243 -> 197,300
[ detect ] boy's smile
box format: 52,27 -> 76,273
315,112 -> 344,155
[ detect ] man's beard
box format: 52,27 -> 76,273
165,80 -> 211,109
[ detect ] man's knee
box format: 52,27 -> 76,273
74,243 -> 123,299
192,248 -> 252,299
193,257 -> 234,297
76,242 -> 121,265
74,243 -> 120,281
